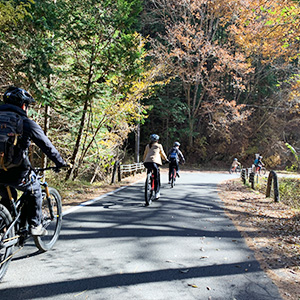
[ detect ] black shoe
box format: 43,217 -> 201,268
176,172 -> 180,178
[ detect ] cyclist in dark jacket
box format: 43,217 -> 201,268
0,87 -> 67,236
167,141 -> 185,183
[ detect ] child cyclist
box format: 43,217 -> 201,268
143,134 -> 168,199
168,141 -> 185,183
255,155 -> 264,173
230,158 -> 241,172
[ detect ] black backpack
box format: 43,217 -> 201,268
0,111 -> 24,171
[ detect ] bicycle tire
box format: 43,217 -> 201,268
0,204 -> 15,282
144,172 -> 153,206
261,167 -> 267,175
34,187 -> 62,252
171,169 -> 175,188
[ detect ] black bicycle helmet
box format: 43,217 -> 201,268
150,134 -> 159,142
3,87 -> 35,107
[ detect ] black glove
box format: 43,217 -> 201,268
54,162 -> 70,173
54,166 -> 62,173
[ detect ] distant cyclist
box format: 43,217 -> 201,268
143,134 -> 168,199
168,141 -> 185,183
230,158 -> 241,172
255,155 -> 264,173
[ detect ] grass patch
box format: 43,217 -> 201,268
250,175 -> 300,210
41,170 -> 108,199
278,178 -> 300,210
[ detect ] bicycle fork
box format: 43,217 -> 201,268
41,182 -> 55,220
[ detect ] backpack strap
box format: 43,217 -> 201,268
7,132 -> 21,146
0,153 -> 7,171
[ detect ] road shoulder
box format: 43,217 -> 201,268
218,179 -> 300,300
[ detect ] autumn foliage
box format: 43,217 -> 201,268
1,0 -> 300,178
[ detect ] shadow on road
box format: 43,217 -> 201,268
0,261 -> 280,300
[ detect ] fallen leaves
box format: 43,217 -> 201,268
219,179 -> 300,300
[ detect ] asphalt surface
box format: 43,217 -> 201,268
0,171 -> 282,300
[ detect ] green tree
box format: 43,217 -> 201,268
52,0 -> 149,180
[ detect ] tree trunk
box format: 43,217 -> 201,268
65,48 -> 95,181
65,98 -> 89,181
135,124 -> 140,163
41,104 -> 50,168
188,117 -> 194,148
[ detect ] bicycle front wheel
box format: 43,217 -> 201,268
145,173 -> 153,206
34,187 -> 62,252
0,204 -> 15,282
261,167 -> 267,175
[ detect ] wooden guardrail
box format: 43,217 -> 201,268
241,167 -> 259,189
241,167 -> 252,184
111,161 -> 145,184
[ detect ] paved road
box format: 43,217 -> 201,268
0,172 -> 282,300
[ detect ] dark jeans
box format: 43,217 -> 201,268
0,169 -> 42,227
169,160 -> 179,181
143,162 -> 160,193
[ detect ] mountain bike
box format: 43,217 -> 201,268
145,168 -> 155,206
0,167 -> 63,282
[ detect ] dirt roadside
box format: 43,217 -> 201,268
61,172 -> 146,213
218,179 -> 300,300
60,171 -> 299,300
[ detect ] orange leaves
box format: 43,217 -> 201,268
231,0 -> 300,63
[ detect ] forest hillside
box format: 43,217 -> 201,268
1,0 -> 300,181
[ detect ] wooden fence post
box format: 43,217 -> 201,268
266,170 -> 280,202
241,169 -> 246,184
249,172 -> 255,189
118,162 -> 121,182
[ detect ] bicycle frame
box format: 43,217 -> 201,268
1,186 -> 25,244
0,167 -> 63,278
1,177 -> 50,250
0,167 -> 61,262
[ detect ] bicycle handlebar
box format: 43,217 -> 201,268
34,166 -> 70,173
